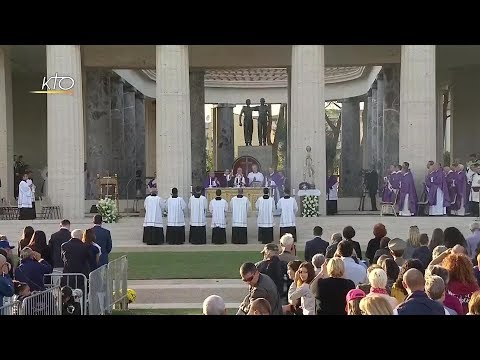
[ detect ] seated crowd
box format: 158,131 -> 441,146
202,222 -> 480,315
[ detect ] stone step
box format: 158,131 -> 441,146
129,303 -> 238,309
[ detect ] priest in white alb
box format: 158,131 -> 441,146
166,187 -> 187,245
189,186 -> 208,245
256,187 -> 275,244
18,173 -> 33,220
142,190 -> 165,245
230,188 -> 251,244
209,189 -> 229,244
277,188 -> 298,242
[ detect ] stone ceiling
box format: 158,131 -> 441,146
141,66 -> 366,87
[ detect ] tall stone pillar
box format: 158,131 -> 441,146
135,92 -> 146,196
190,70 -> 206,187
383,64 -> 400,168
156,45 -> 192,199
340,98 -> 361,196
85,70 -> 112,200
145,100 -> 156,178
290,45 -> 326,214
370,81 -> 378,170
376,71 -> 385,173
0,47 -> 13,204
110,75 -> 125,195
46,45 -> 85,218
214,103 -> 235,171
123,84 -> 136,200
366,89 -> 373,168
361,96 -> 368,169
400,45 -> 436,190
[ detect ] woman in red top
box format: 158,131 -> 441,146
442,253 -> 480,314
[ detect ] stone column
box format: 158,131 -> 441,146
376,71 -> 385,173
46,45 -> 84,218
361,96 -> 368,169
85,70 -> 112,200
383,64 -> 400,168
145,100 -> 156,177
366,89 -> 373,168
110,75 -> 125,195
290,45 -> 326,214
135,92 -> 146,196
156,45 -> 192,199
189,70 -> 206,187
215,103 -> 235,171
370,81 -> 378,170
123,84 -> 136,200
340,97 -> 361,196
0,47 -> 13,204
399,45 -> 436,190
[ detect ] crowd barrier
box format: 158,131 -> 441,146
0,286 -> 62,315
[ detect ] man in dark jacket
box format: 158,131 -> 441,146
61,229 -> 90,292
304,226 -> 329,262
365,167 -> 379,211
48,219 -> 71,270
0,254 -> 14,306
394,268 -> 446,315
255,244 -> 286,303
92,215 -> 112,267
14,247 -> 52,292
237,262 -> 282,315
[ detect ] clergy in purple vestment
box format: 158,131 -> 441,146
426,163 -> 450,209
203,170 -> 221,190
444,166 -> 457,209
398,163 -> 418,216
381,165 -> 397,203
452,163 -> 468,214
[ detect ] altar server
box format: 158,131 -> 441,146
165,187 -> 187,245
230,188 -> 251,244
209,189 -> 229,244
142,190 -> 165,245
189,186 -> 208,245
255,187 -> 275,244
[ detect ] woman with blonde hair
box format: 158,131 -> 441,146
359,295 -> 393,315
288,262 -> 316,315
366,268 -> 398,309
310,257 -> 355,315
467,290 -> 480,315
404,225 -> 420,260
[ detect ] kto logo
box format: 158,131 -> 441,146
31,73 -> 75,94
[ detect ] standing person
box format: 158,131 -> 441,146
18,226 -> 34,259
233,167 -> 246,188
253,98 -> 271,146
365,167 -> 379,211
428,228 -> 444,252
247,164 -> 264,187
425,162 -> 449,216
142,190 -> 165,245
381,165 -> 396,203
452,163 -> 468,216
28,230 -> 51,266
165,188 -> 187,245
82,228 -> 100,271
61,229 -> 90,293
469,163 -> 480,217
209,189 -> 229,245
230,188 -> 251,244
255,188 -> 275,244
326,173 -> 339,215
277,188 -> 298,242
398,162 -> 418,216
25,170 -> 36,219
304,226 -> 329,262
278,233 -> 298,263
17,173 -> 33,220
444,165 -> 457,215
48,220 -> 71,272
188,186 -> 208,245
92,215 -> 112,266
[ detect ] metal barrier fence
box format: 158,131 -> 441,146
19,286 -> 62,315
44,273 -> 88,315
89,255 -> 128,315
0,299 -> 21,315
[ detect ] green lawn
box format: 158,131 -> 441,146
111,251 -> 305,280
112,308 -> 237,315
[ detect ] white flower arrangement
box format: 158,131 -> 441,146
97,198 -> 120,223
302,195 -> 319,217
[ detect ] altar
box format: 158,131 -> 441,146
205,187 -> 264,210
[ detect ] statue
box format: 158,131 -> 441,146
239,99 -> 254,146
303,145 -> 315,188
253,98 -> 271,146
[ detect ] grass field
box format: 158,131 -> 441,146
111,251 -> 305,280
112,308 -> 237,315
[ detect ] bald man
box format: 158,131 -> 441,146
393,269 -> 446,315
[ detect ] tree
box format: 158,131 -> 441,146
272,104 -> 287,170
325,102 -> 341,175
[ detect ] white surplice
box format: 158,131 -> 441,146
143,195 -> 165,228
18,180 -> 32,208
209,198 -> 229,228
277,197 -> 298,227
189,195 -> 208,226
255,196 -> 275,228
230,196 -> 251,227
166,197 -> 187,226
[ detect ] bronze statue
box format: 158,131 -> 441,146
239,99 -> 254,146
253,98 -> 270,146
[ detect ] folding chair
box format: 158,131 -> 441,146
380,189 -> 399,217
416,188 -> 429,217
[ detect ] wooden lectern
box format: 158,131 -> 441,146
97,173 -> 120,211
